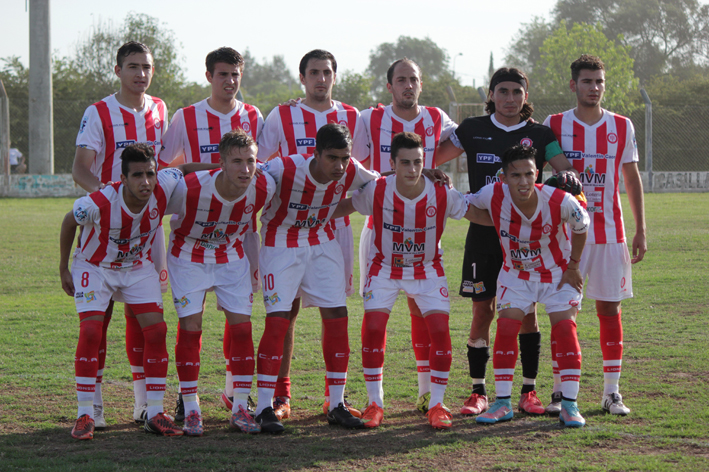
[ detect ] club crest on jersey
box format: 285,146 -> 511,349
476,153 -> 501,164
149,208 -> 159,219
200,144 -> 219,154
334,184 -> 345,195
393,238 -> 425,253
296,138 -> 316,147
520,138 -> 533,147
154,120 -> 162,130
244,204 -> 254,214
426,206 -> 437,217
116,140 -> 136,149
607,133 -> 618,143
439,287 -> 448,297
426,126 -> 434,137
160,270 -> 168,282
339,120 -> 348,126
543,224 -> 552,234
241,121 -> 251,133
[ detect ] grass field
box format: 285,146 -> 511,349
0,193 -> 707,471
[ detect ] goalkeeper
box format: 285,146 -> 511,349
434,66 -> 581,417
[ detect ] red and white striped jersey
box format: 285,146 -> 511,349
72,168 -> 184,269
470,183 -> 589,284
167,169 -> 275,263
543,109 -> 638,244
260,154 -> 378,248
76,94 -> 168,184
360,105 -> 457,173
159,98 -> 263,166
257,100 -> 369,161
353,175 -> 469,280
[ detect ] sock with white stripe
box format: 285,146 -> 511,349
553,319 -> 582,401
75,317 -> 103,419
492,318 -> 521,399
599,311 -> 623,395
142,322 -> 169,419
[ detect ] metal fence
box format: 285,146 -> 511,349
5,97 -> 709,178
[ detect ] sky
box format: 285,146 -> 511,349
0,0 -> 559,88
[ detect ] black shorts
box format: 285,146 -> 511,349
459,223 -> 503,300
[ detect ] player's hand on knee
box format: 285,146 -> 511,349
557,267 -> 583,293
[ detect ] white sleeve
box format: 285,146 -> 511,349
446,187 -> 470,220
164,177 -> 187,216
72,195 -> 101,226
159,108 -> 187,166
257,108 -> 282,159
351,180 -> 376,216
561,195 -> 590,234
621,118 -> 639,164
438,108 -> 458,142
449,128 -> 464,150
351,113 -> 370,162
466,184 -> 493,210
351,158 -> 380,189
75,105 -> 104,152
157,168 -> 185,202
258,157 -> 284,184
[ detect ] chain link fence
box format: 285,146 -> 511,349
5,97 -> 709,180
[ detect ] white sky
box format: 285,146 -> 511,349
1,0 -> 559,88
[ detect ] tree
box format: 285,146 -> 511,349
366,36 -> 450,98
534,21 -> 639,114
0,57 -> 29,156
333,71 -> 373,111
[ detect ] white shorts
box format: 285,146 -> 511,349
362,275 -> 451,314
260,240 -> 346,313
72,259 -> 163,313
167,254 -> 253,318
496,270 -> 582,315
153,227 -> 168,293
334,224 -> 355,297
359,222 -> 374,297
581,243 -> 633,302
243,231 -> 261,293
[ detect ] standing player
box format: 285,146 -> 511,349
470,145 -> 590,427
159,47 -> 264,418
253,124 -> 377,433
333,132 -> 492,430
358,58 -> 458,412
257,49 -> 368,419
60,144 -> 184,439
436,67 -> 581,417
71,41 -> 168,428
543,55 -> 646,415
166,129 -> 275,435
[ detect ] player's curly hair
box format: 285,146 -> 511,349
315,123 -> 351,154
299,49 -> 337,76
387,58 -> 422,85
570,55 -> 605,82
391,132 -> 423,161
485,67 -> 534,122
219,128 -> 256,159
501,144 -> 537,173
206,47 -> 245,75
121,143 -> 155,176
116,42 -> 152,68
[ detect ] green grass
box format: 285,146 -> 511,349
0,193 -> 707,471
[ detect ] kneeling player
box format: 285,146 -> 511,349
167,129 -> 275,435
334,132 -> 493,430
469,145 -> 590,427
60,144 -> 184,439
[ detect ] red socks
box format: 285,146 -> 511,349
175,329 -> 202,396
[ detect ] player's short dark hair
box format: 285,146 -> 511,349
219,128 -> 256,159
570,54 -> 605,82
206,47 -> 245,75
116,42 -> 152,68
315,123 -> 351,154
391,132 -> 423,161
485,67 -> 534,121
387,58 -> 422,85
121,143 -> 155,176
299,49 -> 337,76
501,144 -> 537,173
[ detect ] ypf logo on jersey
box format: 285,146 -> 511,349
520,138 -> 533,147
200,144 -> 219,154
296,138 -> 316,147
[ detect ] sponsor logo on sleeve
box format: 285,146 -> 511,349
74,206 -> 88,222
79,116 -> 89,133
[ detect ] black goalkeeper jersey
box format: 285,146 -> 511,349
454,115 -> 561,193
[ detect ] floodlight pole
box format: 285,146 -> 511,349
29,0 -> 54,174
640,88 -> 652,192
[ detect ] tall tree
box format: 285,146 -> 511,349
366,36 -> 450,98
333,71 -> 373,111
534,21 -> 639,113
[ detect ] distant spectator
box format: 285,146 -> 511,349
9,147 -> 26,174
